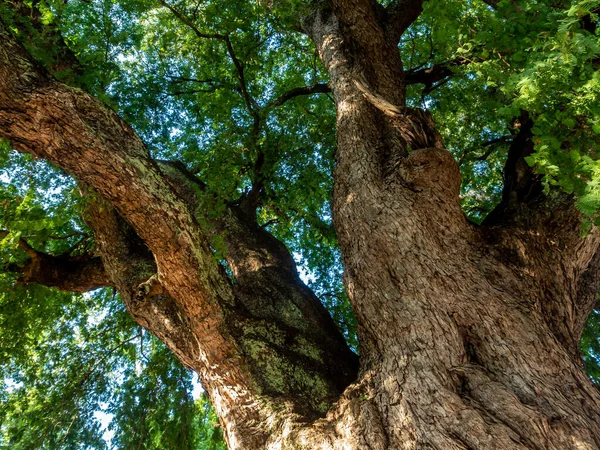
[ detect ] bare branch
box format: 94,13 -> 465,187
158,0 -> 226,41
164,88 -> 219,97
222,35 -> 261,135
458,136 -> 514,166
159,2 -> 261,134
267,83 -> 331,108
404,58 -> 468,88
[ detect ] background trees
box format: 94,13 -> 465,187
1,0 -> 600,448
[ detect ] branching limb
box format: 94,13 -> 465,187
12,253 -> 111,293
404,58 -> 467,89
0,22 -> 263,416
483,112 -> 541,225
158,0 -> 226,40
479,113 -> 600,355
159,1 -> 261,134
383,0 -> 426,44
457,135 -> 513,166
222,35 -> 261,134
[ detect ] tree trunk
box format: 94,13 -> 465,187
3,2 -> 600,449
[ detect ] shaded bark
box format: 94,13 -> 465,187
13,253 -> 110,292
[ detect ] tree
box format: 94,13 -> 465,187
2,0 -> 600,448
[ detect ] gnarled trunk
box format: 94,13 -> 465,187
2,1 -> 600,449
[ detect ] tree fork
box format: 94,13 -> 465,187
0,19 -> 356,448
300,1 -> 600,448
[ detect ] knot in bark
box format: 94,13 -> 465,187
397,147 -> 461,198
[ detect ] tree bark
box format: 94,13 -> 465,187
3,1 -> 600,449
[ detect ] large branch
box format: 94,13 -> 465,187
0,21 -> 227,303
266,82 -> 331,108
0,22 -> 360,445
13,253 -> 111,293
483,112 -> 541,225
404,58 -> 468,91
1,229 -> 110,292
480,112 -> 600,354
383,0 -> 426,43
0,17 -> 262,418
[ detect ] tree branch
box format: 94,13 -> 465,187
11,252 -> 111,293
158,0 -> 226,41
222,34 -> 261,135
160,2 -> 261,134
404,58 -> 466,87
267,82 -> 331,108
0,21 -> 260,413
478,112 -> 600,354
483,112 -> 542,225
384,0 -> 426,44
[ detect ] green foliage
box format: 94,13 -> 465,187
405,0 -> 600,220
581,310 -> 600,384
0,285 -> 224,449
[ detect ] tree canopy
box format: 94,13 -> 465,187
1,0 -> 600,448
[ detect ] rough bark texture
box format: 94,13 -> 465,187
3,1 -> 600,449
0,19 -> 357,448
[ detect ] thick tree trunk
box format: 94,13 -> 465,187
3,2 -> 600,449
285,4 -> 600,449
